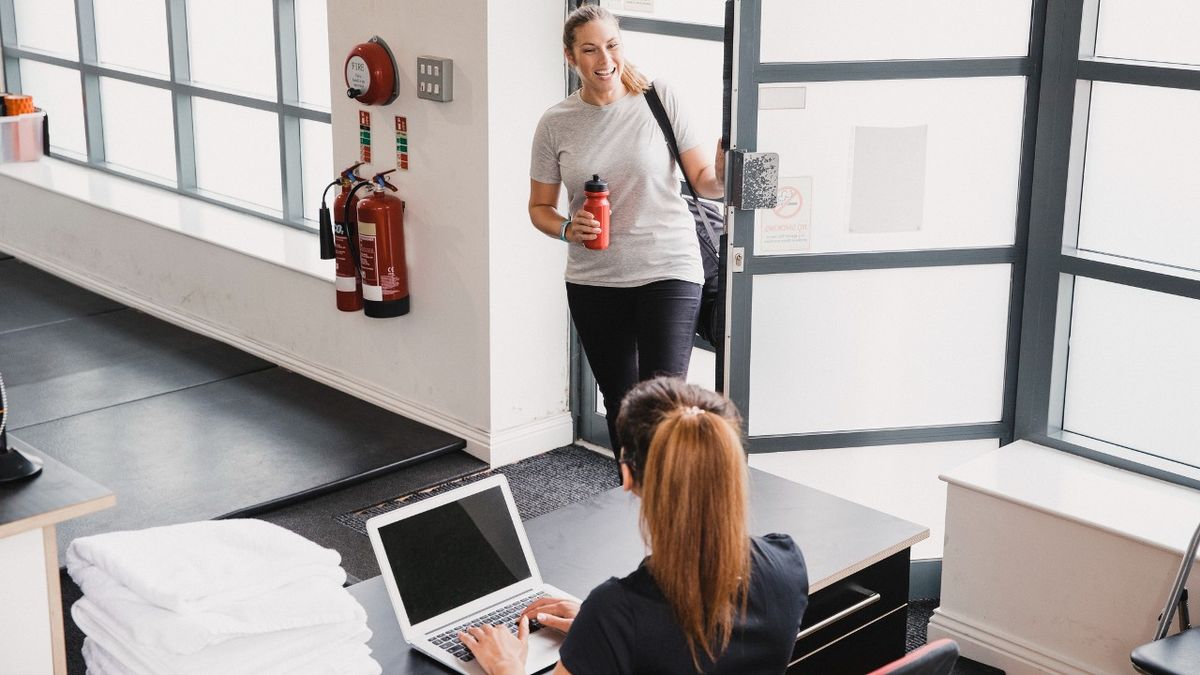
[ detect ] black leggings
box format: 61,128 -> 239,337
567,279 -> 702,457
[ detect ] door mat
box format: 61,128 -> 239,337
337,444 -> 617,533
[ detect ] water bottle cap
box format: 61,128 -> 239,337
585,174 -> 608,193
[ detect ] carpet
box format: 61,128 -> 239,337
338,444 -> 618,533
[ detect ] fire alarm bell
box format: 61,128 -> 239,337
345,36 -> 399,106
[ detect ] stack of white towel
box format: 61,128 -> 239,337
65,519 -> 380,675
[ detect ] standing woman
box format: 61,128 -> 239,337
529,5 -> 726,454
460,377 -> 810,674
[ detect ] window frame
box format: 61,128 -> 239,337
0,0 -> 330,229
1016,0 -> 1200,489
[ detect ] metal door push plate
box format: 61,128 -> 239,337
729,150 -> 779,210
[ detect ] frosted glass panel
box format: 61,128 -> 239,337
193,98 -> 281,212
1095,0 -> 1200,67
1063,278 -> 1200,467
295,0 -> 331,109
186,0 -> 276,98
94,0 -> 169,76
301,120 -> 332,226
13,0 -> 77,58
756,78 -> 1024,255
100,78 -> 175,183
621,32 -> 722,150
19,61 -> 86,157
600,0 -> 723,27
1077,83 -> 1200,272
761,0 -> 1031,62
748,265 -> 1010,436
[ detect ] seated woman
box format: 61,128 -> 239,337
460,377 -> 809,674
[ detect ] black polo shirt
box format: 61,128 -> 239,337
559,533 -> 808,674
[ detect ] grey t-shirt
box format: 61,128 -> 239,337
531,79 -> 705,288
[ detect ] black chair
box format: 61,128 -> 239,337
1132,520 -> 1200,675
867,638 -> 959,675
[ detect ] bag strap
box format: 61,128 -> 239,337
645,85 -> 719,248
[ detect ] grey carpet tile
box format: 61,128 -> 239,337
337,444 -> 618,535
908,598 -> 1005,673
255,450 -> 487,581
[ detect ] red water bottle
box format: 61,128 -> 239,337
584,174 -> 610,250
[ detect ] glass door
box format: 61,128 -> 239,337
725,0 -> 1042,453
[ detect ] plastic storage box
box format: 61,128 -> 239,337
0,110 -> 46,163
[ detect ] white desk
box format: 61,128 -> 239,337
0,442 -> 114,675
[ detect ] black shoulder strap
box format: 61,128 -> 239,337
644,85 -> 719,247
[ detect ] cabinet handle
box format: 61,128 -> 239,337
796,591 -> 881,640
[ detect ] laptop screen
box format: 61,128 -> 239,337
378,484 -> 533,625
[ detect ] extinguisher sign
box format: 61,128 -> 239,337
359,111 -> 372,163
395,116 -> 409,170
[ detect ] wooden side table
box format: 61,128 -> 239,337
0,440 -> 114,675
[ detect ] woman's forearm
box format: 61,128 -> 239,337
530,205 -> 569,239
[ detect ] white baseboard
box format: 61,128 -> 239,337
927,609 -> 1094,675
482,414 -> 575,467
6,246 -> 572,465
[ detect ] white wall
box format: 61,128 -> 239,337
0,1 -> 572,464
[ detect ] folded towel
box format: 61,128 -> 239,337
83,637 -> 134,675
73,563 -> 367,654
66,519 -> 344,614
75,598 -> 378,675
83,635 -> 382,675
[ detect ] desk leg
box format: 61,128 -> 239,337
43,525 -> 66,675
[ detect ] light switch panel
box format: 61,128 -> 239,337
417,56 -> 453,102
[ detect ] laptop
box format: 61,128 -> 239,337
366,474 -> 577,674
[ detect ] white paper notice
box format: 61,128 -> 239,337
847,125 -> 927,234
756,176 -> 813,255
624,0 -> 654,12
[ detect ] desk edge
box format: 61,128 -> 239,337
0,493 -> 116,540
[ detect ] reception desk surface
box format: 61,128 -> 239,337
350,468 -> 928,674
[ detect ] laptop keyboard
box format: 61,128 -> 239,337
430,591 -> 547,662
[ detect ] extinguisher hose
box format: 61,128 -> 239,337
344,181 -> 375,273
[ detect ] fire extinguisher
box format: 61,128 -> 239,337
318,163 -> 369,312
356,169 -> 409,318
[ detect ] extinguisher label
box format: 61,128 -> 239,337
359,232 -> 381,300
335,275 -> 358,292
333,227 -> 356,285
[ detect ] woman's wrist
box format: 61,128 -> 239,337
558,218 -> 571,242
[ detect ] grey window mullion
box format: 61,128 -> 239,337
274,0 -> 300,223
75,0 -> 104,164
1060,252 -> 1200,301
747,422 -> 1009,453
617,16 -> 722,42
1,0 -> 19,91
755,57 -> 1030,84
1077,59 -> 1200,92
745,246 -> 1019,275
1014,0 -> 1086,441
0,0 -> 15,46
164,0 -> 195,189
999,0 -> 1051,445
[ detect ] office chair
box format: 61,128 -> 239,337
1131,519 -> 1200,675
866,638 -> 959,675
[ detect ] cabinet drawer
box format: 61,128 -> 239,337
788,549 -> 910,672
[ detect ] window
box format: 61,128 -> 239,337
0,0 -> 332,229
1018,0 -> 1200,488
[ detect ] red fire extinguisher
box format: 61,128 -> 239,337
357,170 -> 409,317
332,164 -> 367,312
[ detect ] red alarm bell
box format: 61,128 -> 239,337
344,36 -> 399,106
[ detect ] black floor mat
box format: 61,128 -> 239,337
0,308 -> 271,429
13,367 -> 465,558
0,259 -> 124,334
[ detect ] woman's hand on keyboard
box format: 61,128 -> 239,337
460,616 -> 529,675
521,597 -> 581,633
